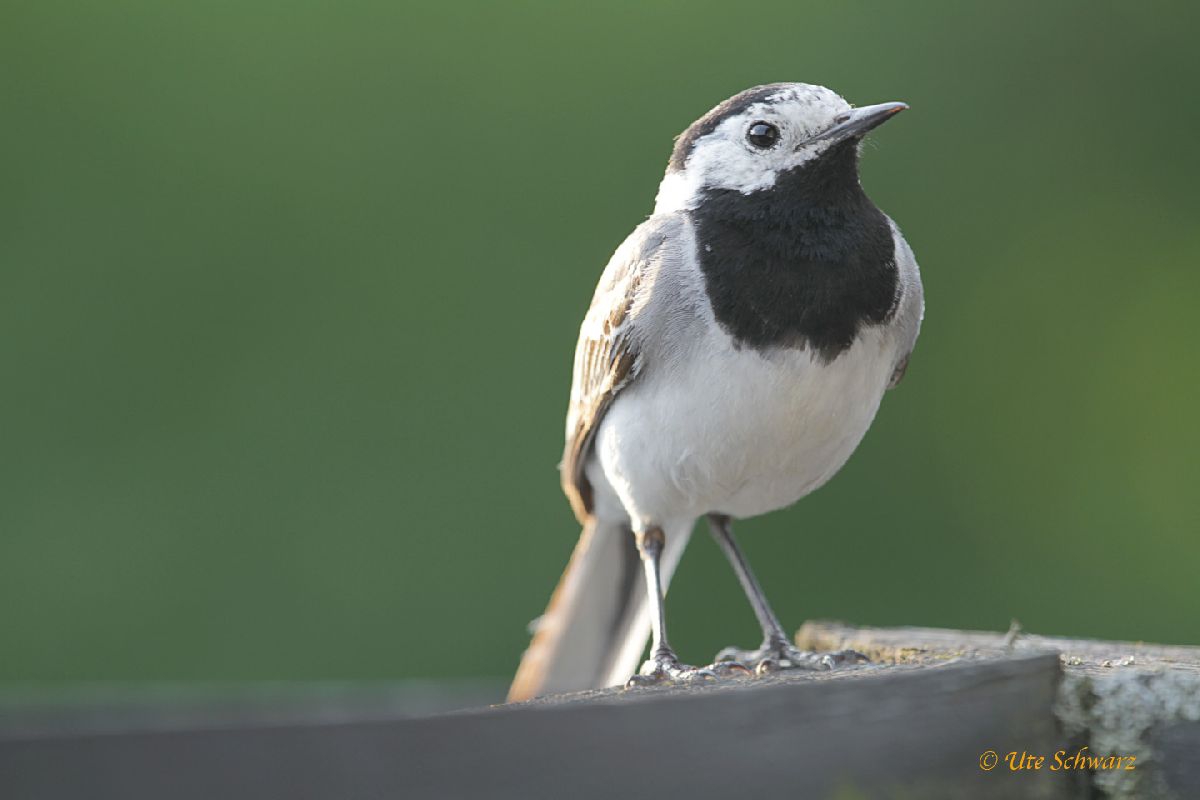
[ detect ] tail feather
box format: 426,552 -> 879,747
508,518 -> 692,701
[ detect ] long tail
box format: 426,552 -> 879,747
508,518 -> 692,701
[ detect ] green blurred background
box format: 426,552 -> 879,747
2,1 -> 1197,689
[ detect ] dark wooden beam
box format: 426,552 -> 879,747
2,652 -> 1068,800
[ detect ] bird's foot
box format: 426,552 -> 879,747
625,647 -> 752,689
714,637 -> 868,675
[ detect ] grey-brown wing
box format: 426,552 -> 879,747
561,216 -> 677,522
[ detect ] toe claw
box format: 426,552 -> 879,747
714,642 -> 869,675
626,656 -> 750,690
710,661 -> 752,677
827,648 -> 869,666
714,647 -> 743,663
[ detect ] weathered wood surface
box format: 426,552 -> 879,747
798,621 -> 1200,799
797,620 -> 1200,674
2,623 -> 1197,800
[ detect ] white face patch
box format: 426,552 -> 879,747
654,84 -> 853,215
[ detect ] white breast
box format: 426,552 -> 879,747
595,321 -> 899,524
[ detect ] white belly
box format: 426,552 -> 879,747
594,324 -> 899,525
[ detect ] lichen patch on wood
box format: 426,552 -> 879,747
798,621 -> 1200,800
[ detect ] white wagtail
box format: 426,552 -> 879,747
510,83 -> 924,700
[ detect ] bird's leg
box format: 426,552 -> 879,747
625,526 -> 719,688
707,514 -> 867,673
635,527 -> 682,675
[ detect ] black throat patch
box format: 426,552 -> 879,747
691,140 -> 898,363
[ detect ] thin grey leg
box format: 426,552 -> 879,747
624,527 -> 718,688
707,514 -> 867,672
707,514 -> 790,649
636,527 -> 677,664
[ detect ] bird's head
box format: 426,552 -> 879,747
655,83 -> 906,214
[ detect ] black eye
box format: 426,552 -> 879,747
747,121 -> 780,149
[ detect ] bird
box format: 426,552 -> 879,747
509,83 -> 924,701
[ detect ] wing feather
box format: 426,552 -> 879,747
561,218 -> 675,521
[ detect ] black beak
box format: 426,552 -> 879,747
797,101 -> 908,149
